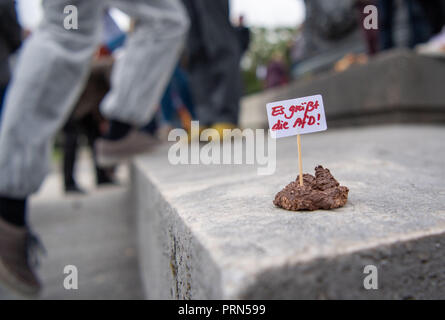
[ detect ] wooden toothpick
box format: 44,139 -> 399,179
297,134 -> 303,186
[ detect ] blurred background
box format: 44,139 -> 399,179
1,0 -> 445,299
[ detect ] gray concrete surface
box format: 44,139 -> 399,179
0,155 -> 143,300
133,124 -> 445,299
240,50 -> 445,129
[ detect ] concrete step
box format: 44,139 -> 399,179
240,49 -> 445,129
0,168 -> 144,300
132,125 -> 445,299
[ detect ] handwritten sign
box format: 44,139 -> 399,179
266,94 -> 327,139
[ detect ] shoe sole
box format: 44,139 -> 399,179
0,259 -> 40,298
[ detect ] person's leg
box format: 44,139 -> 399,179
81,114 -> 115,185
0,85 -> 6,126
405,0 -> 431,48
440,0 -> 445,28
207,55 -> 241,126
62,119 -> 85,193
188,58 -> 213,126
417,1 -> 443,35
190,0 -> 241,127
175,67 -> 196,119
0,0 -> 103,296
214,46 -> 242,126
102,0 -> 189,126
378,0 -> 395,50
95,0 -> 188,165
160,81 -> 175,125
0,0 -> 103,199
95,0 -> 189,165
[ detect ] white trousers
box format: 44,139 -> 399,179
0,0 -> 189,198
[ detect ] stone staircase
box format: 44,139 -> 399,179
130,49 -> 445,299
2,49 -> 445,300
131,125 -> 445,299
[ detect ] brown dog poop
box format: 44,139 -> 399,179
274,166 -> 349,211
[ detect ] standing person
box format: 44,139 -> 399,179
182,0 -> 242,137
235,15 -> 250,56
61,10 -> 126,194
62,57 -> 116,194
234,14 -> 251,96
0,0 -> 188,296
0,0 -> 22,126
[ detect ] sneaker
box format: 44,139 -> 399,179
96,130 -> 159,167
0,218 -> 43,297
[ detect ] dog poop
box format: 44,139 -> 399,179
274,166 -> 349,211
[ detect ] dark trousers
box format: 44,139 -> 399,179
183,0 -> 242,126
379,0 -> 431,50
62,114 -> 109,188
417,0 -> 445,35
0,85 -> 6,126
188,53 -> 241,126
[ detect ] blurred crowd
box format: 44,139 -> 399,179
1,1 -> 445,195
361,0 -> 445,54
0,0 -> 444,298
267,0 -> 445,87
2,0 -> 445,195
0,0 -> 251,194
0,0 -> 253,296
